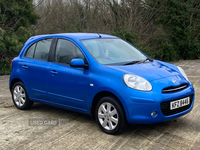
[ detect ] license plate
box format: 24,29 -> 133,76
170,97 -> 190,110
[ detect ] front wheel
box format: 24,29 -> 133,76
11,82 -> 33,110
95,96 -> 127,135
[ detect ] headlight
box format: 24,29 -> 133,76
123,74 -> 152,91
177,66 -> 188,81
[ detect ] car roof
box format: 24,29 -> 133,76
29,33 -> 118,41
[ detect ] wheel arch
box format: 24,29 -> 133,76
10,78 -> 24,92
90,91 -> 127,121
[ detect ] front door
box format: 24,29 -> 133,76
47,39 -> 89,110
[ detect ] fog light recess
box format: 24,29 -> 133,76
151,111 -> 157,117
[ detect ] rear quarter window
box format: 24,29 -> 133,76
25,43 -> 36,58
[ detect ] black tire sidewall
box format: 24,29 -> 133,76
95,96 -> 126,135
12,82 -> 33,110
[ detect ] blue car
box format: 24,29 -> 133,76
9,33 -> 195,134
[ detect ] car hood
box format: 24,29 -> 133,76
106,60 -> 180,82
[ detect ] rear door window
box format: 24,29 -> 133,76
25,39 -> 52,61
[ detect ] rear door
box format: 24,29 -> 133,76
47,38 -> 89,110
20,39 -> 53,100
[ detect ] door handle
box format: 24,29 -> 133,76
50,70 -> 58,75
22,65 -> 28,69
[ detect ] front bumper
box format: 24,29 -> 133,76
119,75 -> 195,124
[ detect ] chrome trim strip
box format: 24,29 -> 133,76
162,85 -> 187,92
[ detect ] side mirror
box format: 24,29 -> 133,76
70,58 -> 86,68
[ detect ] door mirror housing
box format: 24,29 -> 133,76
70,58 -> 86,68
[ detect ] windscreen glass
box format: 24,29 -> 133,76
82,38 -> 147,65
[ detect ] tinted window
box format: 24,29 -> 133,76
25,43 -> 36,58
55,39 -> 85,64
34,39 -> 52,61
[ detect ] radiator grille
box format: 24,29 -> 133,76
162,83 -> 188,93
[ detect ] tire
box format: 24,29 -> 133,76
95,96 -> 127,135
11,82 -> 33,110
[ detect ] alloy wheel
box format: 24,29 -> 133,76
13,85 -> 26,107
98,102 -> 119,130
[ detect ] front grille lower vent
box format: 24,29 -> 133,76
160,94 -> 193,116
162,83 -> 188,93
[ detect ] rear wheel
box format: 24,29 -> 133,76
95,96 -> 127,134
12,82 -> 33,110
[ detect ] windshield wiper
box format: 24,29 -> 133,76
123,61 -> 141,65
142,58 -> 153,63
123,58 -> 153,65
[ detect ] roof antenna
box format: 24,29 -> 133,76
97,32 -> 101,38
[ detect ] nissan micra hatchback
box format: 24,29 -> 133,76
10,33 -> 195,134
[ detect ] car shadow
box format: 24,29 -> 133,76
30,102 -> 93,123
28,102 -> 200,135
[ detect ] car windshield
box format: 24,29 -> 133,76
81,38 -> 147,65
